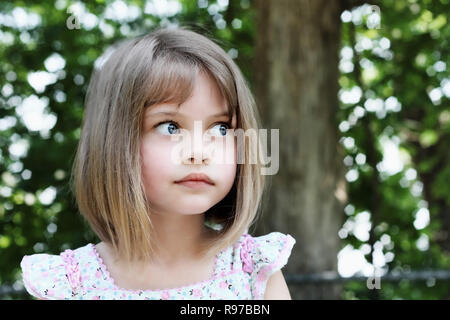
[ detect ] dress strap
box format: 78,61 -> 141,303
60,249 -> 83,294
239,234 -> 255,274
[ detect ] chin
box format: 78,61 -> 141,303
179,205 -> 213,215
178,210 -> 209,216
176,200 -> 215,215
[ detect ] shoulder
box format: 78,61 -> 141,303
237,232 -> 296,270
20,244 -> 93,300
237,232 -> 296,300
263,270 -> 292,300
247,232 -> 296,262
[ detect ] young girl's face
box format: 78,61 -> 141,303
140,71 -> 237,216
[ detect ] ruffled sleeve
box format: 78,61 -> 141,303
245,232 -> 296,300
20,251 -> 78,300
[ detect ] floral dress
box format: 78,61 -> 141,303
20,231 -> 296,300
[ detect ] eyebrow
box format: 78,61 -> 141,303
147,110 -> 231,119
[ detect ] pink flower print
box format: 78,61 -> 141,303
95,270 -> 102,279
256,271 -> 266,283
219,281 -> 227,289
60,249 -> 82,292
93,295 -> 101,300
47,289 -> 54,296
161,290 -> 170,300
240,234 -> 255,274
193,289 -> 202,298
245,282 -> 251,291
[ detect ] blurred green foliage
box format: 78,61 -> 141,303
0,0 -> 449,299
338,0 -> 450,299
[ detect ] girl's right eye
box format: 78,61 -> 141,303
155,121 -> 180,135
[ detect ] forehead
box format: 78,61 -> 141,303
146,71 -> 232,117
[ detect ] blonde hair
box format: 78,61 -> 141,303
70,26 -> 266,262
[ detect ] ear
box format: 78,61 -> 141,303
263,270 -> 292,300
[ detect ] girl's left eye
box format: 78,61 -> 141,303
209,123 -> 230,137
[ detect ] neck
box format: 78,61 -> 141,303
105,212 -> 216,271
150,212 -> 212,265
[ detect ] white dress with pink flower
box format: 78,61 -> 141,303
20,232 -> 296,300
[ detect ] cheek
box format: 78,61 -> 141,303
214,140 -> 237,188
208,135 -> 237,166
140,138 -> 174,187
221,163 -> 237,190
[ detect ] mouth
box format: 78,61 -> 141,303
175,173 -> 215,187
174,180 -> 214,189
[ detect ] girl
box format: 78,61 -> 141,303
20,27 -> 296,300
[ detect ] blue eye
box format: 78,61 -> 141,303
154,121 -> 231,136
209,123 -> 230,137
155,121 -> 180,135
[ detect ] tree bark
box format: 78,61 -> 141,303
253,0 -> 347,299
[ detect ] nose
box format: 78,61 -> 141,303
181,121 -> 211,165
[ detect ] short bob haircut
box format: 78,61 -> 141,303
70,26 -> 267,263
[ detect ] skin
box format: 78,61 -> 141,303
95,70 -> 237,288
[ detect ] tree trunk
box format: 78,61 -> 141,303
253,0 -> 347,299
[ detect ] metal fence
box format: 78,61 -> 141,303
284,269 -> 450,284
2,269 -> 450,298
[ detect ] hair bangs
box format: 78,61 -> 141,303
144,51 -> 199,109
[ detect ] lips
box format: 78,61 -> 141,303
175,173 -> 214,185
